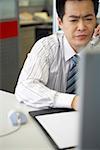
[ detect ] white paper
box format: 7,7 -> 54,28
36,111 -> 79,149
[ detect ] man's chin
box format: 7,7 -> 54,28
75,43 -> 89,52
77,39 -> 90,47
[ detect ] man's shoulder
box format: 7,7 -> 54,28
39,30 -> 64,47
47,30 -> 64,41
32,31 -> 64,56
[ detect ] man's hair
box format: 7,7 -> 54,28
56,0 -> 99,20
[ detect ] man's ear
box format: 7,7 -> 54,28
57,17 -> 63,30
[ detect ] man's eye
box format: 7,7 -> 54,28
86,18 -> 93,21
69,20 -> 78,22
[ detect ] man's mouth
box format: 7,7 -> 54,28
75,35 -> 87,40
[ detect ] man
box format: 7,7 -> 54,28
15,0 -> 99,110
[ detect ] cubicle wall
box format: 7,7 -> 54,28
0,0 -> 20,93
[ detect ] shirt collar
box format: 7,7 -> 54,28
63,36 -> 76,62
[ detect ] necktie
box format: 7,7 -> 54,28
66,55 -> 79,94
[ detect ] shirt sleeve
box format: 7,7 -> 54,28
53,92 -> 75,108
15,38 -> 74,110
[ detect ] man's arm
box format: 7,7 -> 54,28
15,38 -> 75,110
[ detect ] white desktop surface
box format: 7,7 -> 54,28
0,90 -> 76,150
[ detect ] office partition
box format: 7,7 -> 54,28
0,0 -> 20,93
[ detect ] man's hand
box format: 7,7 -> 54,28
93,24 -> 100,37
71,95 -> 80,111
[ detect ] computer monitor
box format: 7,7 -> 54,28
78,43 -> 100,150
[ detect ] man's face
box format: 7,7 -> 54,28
58,0 -> 96,52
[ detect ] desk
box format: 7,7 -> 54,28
0,90 -> 75,150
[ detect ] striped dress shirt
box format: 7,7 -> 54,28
15,31 -> 76,110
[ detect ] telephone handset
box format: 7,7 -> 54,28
79,35 -> 100,55
90,35 -> 100,46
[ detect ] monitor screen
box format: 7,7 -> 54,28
78,43 -> 100,150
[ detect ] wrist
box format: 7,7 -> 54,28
71,95 -> 79,110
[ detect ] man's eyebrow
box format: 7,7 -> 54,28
69,14 -> 94,19
69,15 -> 80,19
84,14 -> 94,18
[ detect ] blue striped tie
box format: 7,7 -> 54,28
66,55 -> 79,94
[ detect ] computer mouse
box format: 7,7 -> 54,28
8,110 -> 27,126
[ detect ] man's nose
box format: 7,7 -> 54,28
77,20 -> 86,31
